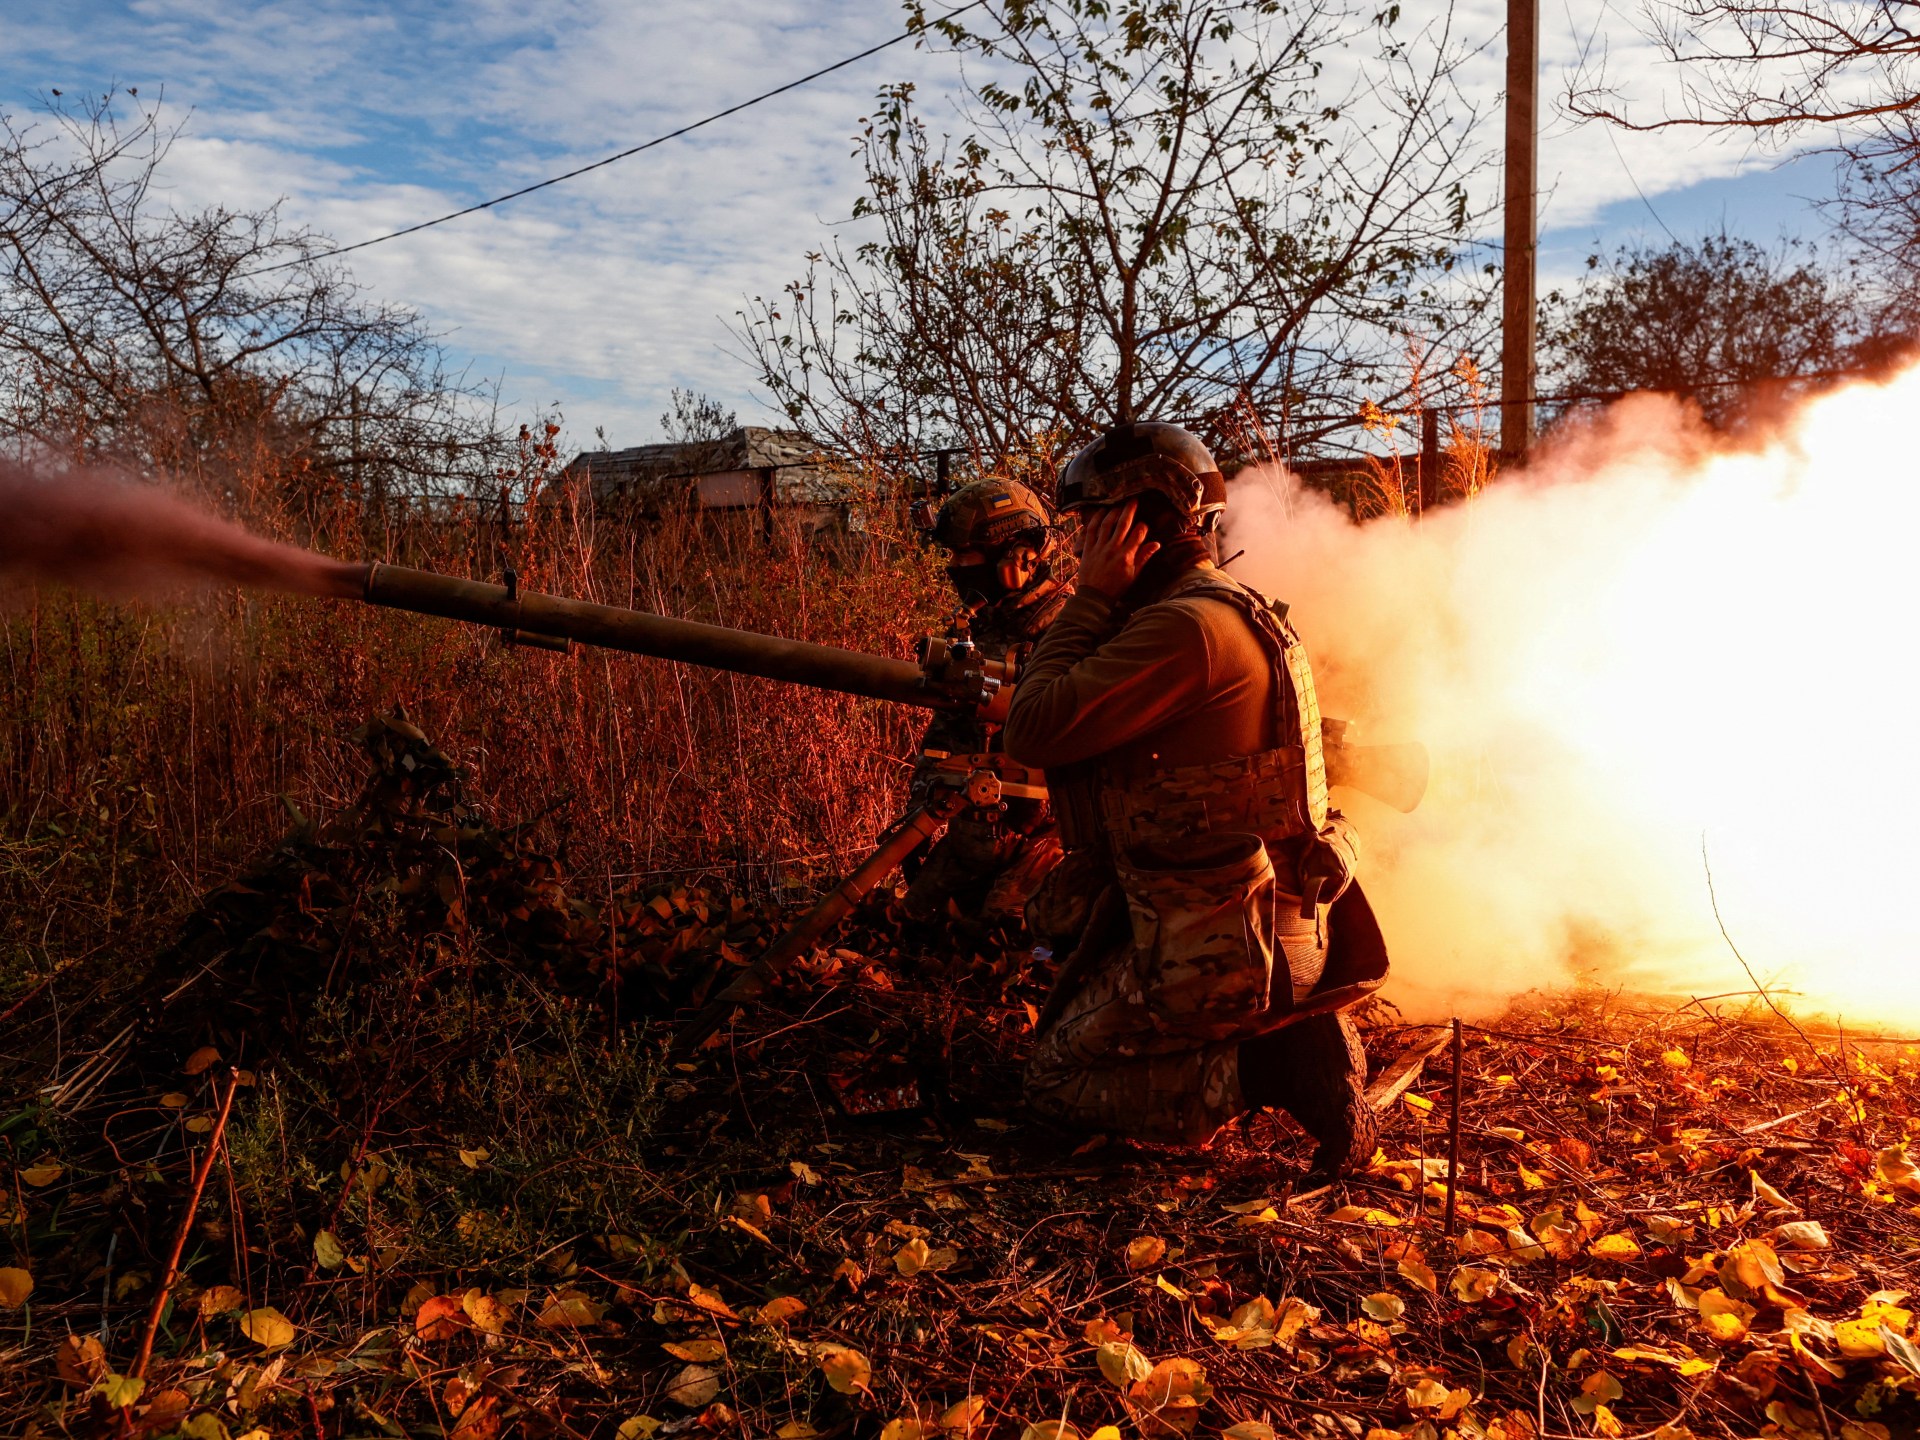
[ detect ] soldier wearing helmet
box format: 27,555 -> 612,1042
1002,422 -> 1389,1176
901,478 -> 1070,929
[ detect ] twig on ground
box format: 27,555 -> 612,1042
1445,1017 -> 1463,1238
128,1068 -> 242,1382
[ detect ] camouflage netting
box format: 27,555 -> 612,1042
119,713 -> 784,1082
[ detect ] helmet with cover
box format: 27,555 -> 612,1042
927,478 -> 1058,607
1057,421 -> 1227,530
931,478 -> 1053,552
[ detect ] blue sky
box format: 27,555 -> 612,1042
0,0 -> 1840,449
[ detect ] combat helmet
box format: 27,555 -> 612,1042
1058,421 -> 1227,529
929,477 -> 1054,554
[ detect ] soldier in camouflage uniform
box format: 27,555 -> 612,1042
1001,423 -> 1389,1176
900,479 -> 1070,926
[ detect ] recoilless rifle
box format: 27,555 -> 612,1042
353,562 -> 1430,1050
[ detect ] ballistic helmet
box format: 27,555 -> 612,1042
1058,421 -> 1227,526
930,478 -> 1054,554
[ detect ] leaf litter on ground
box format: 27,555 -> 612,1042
6,720 -> 1920,1438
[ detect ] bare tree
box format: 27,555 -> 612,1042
1568,2 -> 1920,135
1536,233 -> 1885,426
0,93 -> 510,506
1566,1 -> 1920,340
660,388 -> 740,446
740,0 -> 1494,473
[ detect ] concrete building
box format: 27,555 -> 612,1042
562,428 -> 869,532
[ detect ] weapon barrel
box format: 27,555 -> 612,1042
359,562 -> 935,708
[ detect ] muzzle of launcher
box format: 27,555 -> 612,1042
357,561 -> 970,711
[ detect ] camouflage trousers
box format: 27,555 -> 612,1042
1024,832 -> 1330,1145
1023,942 -> 1250,1144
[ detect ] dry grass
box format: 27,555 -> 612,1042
0,473 -> 950,1013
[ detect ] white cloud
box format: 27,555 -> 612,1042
0,0 -> 1838,444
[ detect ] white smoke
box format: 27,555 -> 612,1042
1222,380 -> 1920,1026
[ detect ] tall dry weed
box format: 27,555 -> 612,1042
0,460 -> 950,988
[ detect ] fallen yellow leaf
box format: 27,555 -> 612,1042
1328,1205 -> 1402,1227
755,1295 -> 808,1325
461,1288 -> 511,1335
0,1267 -> 33,1308
1878,1145 -> 1920,1198
1572,1371 -> 1623,1414
1205,1294 -> 1279,1349
1751,1171 -> 1797,1212
1361,1292 -> 1405,1323
536,1293 -> 606,1329
940,1396 -> 987,1435
1397,1253 -> 1438,1292
664,1363 -> 719,1408
313,1230 -> 346,1270
92,1373 -> 145,1408
819,1345 -> 871,1395
1125,1235 -> 1167,1270
1097,1340 -> 1152,1387
1589,1233 -> 1643,1262
896,1237 -> 933,1275
685,1282 -> 740,1321
238,1306 -> 295,1350
1451,1267 -> 1500,1303
1126,1356 -> 1211,1436
1697,1289 -> 1756,1343
1772,1220 -> 1830,1251
1836,1319 -> 1887,1358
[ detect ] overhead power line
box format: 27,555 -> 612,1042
253,0 -> 986,276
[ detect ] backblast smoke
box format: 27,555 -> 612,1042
1224,369 -> 1920,1029
0,460 -> 362,600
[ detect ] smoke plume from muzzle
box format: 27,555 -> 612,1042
1224,373 -> 1920,1029
0,460 -> 362,600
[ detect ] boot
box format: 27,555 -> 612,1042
1238,1011 -> 1376,1178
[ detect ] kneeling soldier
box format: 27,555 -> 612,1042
1002,423 -> 1389,1175
903,478 -> 1069,927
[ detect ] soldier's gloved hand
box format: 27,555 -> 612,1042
1296,814 -> 1359,918
1074,500 -> 1160,602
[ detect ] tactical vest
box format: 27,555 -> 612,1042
1079,569 -> 1329,861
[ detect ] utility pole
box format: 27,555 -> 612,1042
1501,0 -> 1539,458
1418,407 -> 1440,513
